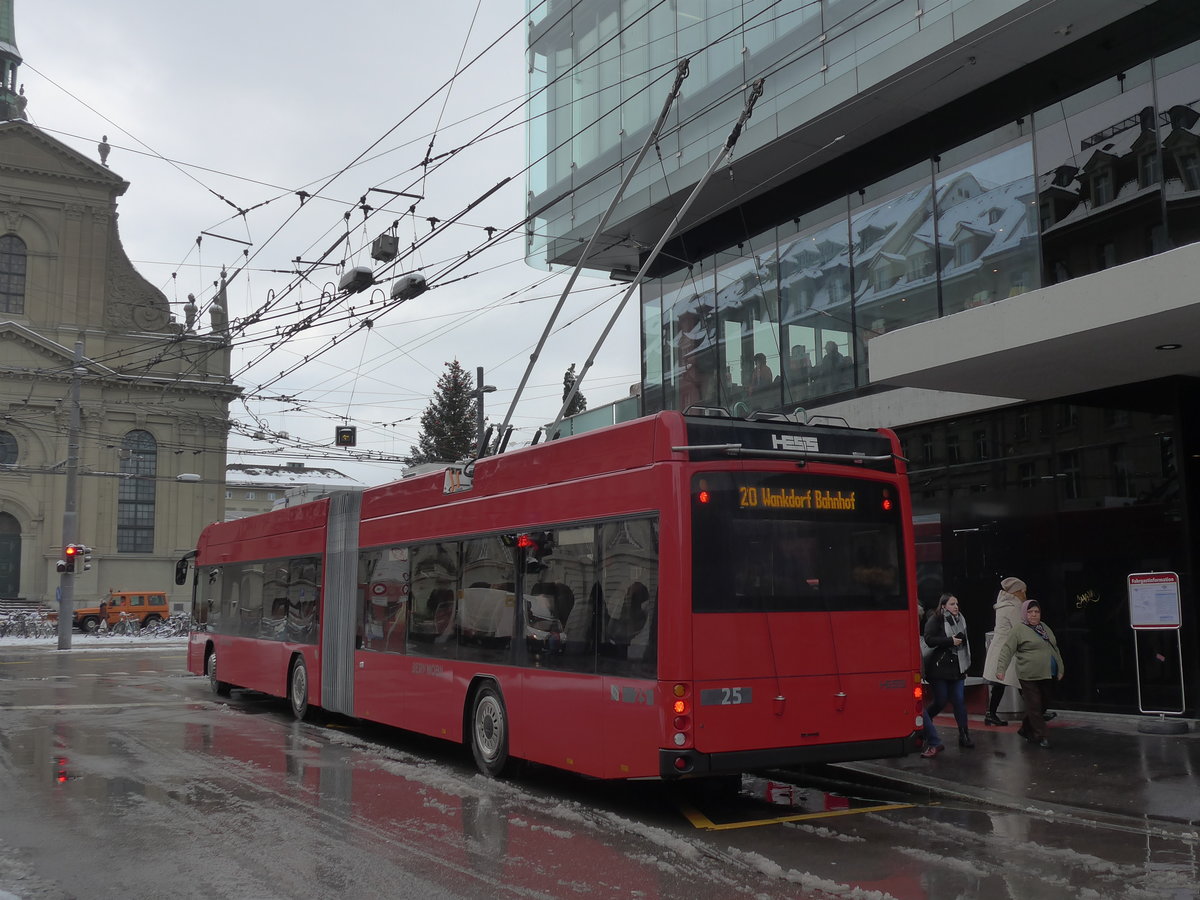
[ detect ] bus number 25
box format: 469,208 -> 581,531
701,686 -> 753,705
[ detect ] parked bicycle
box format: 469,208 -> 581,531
110,611 -> 141,637
0,611 -> 57,638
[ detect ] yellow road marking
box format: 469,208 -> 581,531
679,800 -> 917,830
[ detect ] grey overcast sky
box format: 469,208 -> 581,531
15,1 -> 640,485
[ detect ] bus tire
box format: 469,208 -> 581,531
80,616 -> 99,633
142,614 -> 161,627
289,657 -> 311,721
470,683 -> 512,777
207,648 -> 232,697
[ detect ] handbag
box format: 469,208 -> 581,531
920,636 -> 935,660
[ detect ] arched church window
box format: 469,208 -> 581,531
0,234 -> 27,315
117,430 -> 157,553
0,430 -> 16,466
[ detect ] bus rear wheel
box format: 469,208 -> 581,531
207,649 -> 231,697
289,657 -> 311,721
470,684 -> 513,777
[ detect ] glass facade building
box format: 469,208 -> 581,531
528,1 -> 1200,715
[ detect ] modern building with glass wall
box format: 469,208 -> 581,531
526,0 -> 1200,716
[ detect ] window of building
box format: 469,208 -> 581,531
946,433 -> 961,465
1058,451 -> 1081,500
1091,170 -> 1114,206
267,492 -> 277,501
0,430 -> 16,466
0,234 -> 27,315
1178,149 -> 1200,191
1018,461 -> 1037,488
1015,412 -> 1030,441
920,433 -> 934,465
974,429 -> 989,460
117,430 -> 157,552
1057,405 -> 1079,430
244,491 -> 256,500
907,250 -> 934,280
224,490 -> 232,499
1138,151 -> 1160,188
1110,444 -> 1133,498
1104,408 -> 1131,429
1096,242 -> 1118,270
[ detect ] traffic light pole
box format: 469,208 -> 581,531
56,341 -> 83,651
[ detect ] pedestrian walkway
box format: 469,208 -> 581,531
836,710 -> 1200,836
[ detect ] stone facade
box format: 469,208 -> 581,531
0,119 -> 238,613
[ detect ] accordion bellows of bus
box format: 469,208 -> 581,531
182,410 -> 923,781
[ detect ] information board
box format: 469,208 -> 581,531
1127,572 -> 1181,630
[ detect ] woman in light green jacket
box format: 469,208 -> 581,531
994,599 -> 1064,748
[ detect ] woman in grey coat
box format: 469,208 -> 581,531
981,576 -> 1025,725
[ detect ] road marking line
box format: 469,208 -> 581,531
678,800 -> 917,830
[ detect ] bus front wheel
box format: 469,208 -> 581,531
470,684 -> 512,777
289,657 -> 311,721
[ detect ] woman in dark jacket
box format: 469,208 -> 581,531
923,593 -> 974,748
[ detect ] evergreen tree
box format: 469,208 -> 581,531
405,360 -> 478,465
562,363 -> 587,417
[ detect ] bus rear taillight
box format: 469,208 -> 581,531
671,684 -> 692,749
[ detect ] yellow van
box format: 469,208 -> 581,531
74,591 -> 170,633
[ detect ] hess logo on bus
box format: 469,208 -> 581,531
771,434 -> 819,452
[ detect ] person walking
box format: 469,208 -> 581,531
923,593 -> 974,748
993,599 -> 1065,748
981,576 -> 1025,725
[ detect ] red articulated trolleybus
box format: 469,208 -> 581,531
181,410 -> 924,780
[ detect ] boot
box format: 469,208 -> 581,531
958,728 -> 975,748
983,711 -> 1007,726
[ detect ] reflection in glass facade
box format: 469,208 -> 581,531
635,36 -> 1200,413
641,121 -> 1043,413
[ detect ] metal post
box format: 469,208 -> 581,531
472,367 -> 496,454
57,340 -> 83,650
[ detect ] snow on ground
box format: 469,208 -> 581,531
0,634 -> 188,649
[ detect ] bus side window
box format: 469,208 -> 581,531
602,581 -> 649,654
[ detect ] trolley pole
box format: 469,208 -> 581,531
57,341 -> 83,650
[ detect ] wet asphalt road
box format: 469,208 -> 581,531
1,642 -> 1196,899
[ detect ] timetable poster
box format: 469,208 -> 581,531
1127,572 -> 1181,629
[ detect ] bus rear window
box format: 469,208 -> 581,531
691,472 -> 905,612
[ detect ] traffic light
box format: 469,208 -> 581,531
62,544 -> 79,573
335,426 -> 357,447
81,546 -> 93,571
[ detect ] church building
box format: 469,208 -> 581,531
0,1 -> 238,613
